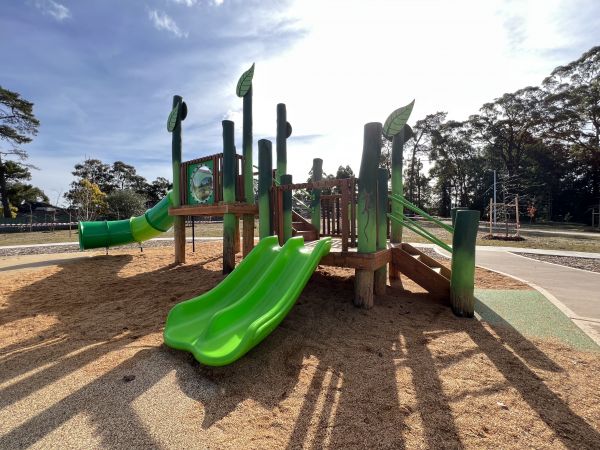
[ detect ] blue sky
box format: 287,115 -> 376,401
1,0 -> 599,205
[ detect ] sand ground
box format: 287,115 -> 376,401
1,243 -> 599,449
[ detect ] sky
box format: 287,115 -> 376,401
1,0 -> 599,206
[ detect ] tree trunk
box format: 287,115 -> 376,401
0,163 -> 11,218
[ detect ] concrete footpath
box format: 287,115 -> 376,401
474,248 -> 600,345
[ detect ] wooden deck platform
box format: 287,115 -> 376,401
306,238 -> 390,270
169,203 -> 258,216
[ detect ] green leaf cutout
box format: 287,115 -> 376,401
383,100 -> 415,139
167,104 -> 179,132
236,63 -> 255,97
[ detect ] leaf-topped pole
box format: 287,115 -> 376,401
383,99 -> 415,140
236,63 -> 255,98
237,63 -> 256,255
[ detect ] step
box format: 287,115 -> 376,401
391,246 -> 451,301
292,230 -> 318,242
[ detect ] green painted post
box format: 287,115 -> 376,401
311,158 -> 323,234
169,95 -> 187,264
374,168 -> 389,295
276,103 -> 287,183
222,120 -> 237,274
281,174 -> 293,243
258,139 -> 273,239
242,86 -> 254,204
451,207 -> 469,227
450,210 -> 480,317
355,122 -> 383,308
390,125 -> 412,243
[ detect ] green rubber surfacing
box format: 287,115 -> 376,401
475,289 -> 599,352
164,236 -> 332,366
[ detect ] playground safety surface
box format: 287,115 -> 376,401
1,243 -> 599,449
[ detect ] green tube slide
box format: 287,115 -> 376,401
163,236 -> 331,366
78,191 -> 175,250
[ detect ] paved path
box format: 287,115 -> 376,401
474,250 -> 600,345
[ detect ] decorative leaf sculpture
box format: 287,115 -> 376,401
167,104 -> 179,132
236,63 -> 255,97
286,121 -> 292,138
383,100 -> 415,140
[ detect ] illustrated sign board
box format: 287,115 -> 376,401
187,160 -> 214,205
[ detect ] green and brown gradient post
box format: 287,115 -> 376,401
276,103 -> 287,184
281,174 -> 293,243
258,139 -> 273,239
450,209 -> 480,317
310,158 -> 323,235
237,64 -> 256,257
355,122 -> 383,308
374,167 -> 389,295
222,120 -> 237,274
168,95 -> 187,264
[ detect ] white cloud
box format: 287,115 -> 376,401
170,0 -> 198,6
213,0 -> 224,5
34,0 -> 71,21
148,10 -> 188,38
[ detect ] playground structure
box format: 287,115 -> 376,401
487,196 -> 521,238
78,64 -> 480,366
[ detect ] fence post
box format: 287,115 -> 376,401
258,139 -> 272,240
222,120 -> 237,274
355,122 -> 382,308
450,209 -> 480,317
374,168 -> 388,295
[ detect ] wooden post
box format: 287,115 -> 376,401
222,120 -> 236,274
451,207 -> 469,227
276,103 -> 287,184
515,194 -> 520,237
341,179 -> 349,252
281,174 -> 293,243
389,125 -> 411,287
258,139 -> 273,240
489,198 -> 493,236
311,158 -> 323,235
171,95 -> 186,264
374,168 -> 388,295
450,210 -> 480,317
350,178 -> 356,246
355,122 -> 382,308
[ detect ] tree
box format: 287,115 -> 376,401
335,165 -> 354,179
7,182 -> 48,206
144,176 -> 171,205
110,161 -> 147,193
69,179 -> 107,221
67,158 -> 114,198
0,87 -> 40,218
542,46 -> 600,203
106,190 -> 146,220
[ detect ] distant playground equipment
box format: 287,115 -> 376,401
486,195 -> 522,240
78,63 -> 480,366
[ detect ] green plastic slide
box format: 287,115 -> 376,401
163,236 -> 331,366
78,191 -> 175,250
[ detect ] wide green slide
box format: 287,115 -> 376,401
164,236 -> 331,366
78,191 -> 175,250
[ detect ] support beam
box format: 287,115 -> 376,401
222,120 -> 236,274
374,168 -> 388,295
354,122 -> 382,308
311,158 -> 323,235
281,174 -> 293,243
389,125 -> 411,287
276,103 -> 287,183
258,139 -> 273,240
450,210 -> 480,317
242,85 -> 255,257
171,95 -> 186,264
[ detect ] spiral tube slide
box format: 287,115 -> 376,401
78,191 -> 175,250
